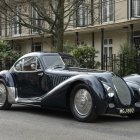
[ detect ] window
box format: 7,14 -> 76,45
104,39 -> 113,57
102,0 -> 114,23
14,6 -> 22,35
31,8 -> 41,33
132,0 -> 140,17
15,57 -> 41,72
32,42 -> 42,52
74,3 -> 90,27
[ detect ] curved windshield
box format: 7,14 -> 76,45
42,55 -> 79,69
61,56 -> 79,67
42,55 -> 64,69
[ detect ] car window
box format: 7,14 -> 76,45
15,57 -> 41,72
61,56 -> 79,67
15,59 -> 23,71
42,55 -> 64,68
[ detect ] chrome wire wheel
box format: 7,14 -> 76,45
74,89 -> 92,117
0,83 -> 6,107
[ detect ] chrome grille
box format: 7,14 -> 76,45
112,76 -> 131,105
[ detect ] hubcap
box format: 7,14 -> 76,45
74,89 -> 92,117
0,83 -> 6,106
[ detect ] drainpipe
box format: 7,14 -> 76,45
101,28 -> 104,70
130,24 -> 134,47
92,32 -> 94,47
31,38 -> 33,52
76,32 -> 79,45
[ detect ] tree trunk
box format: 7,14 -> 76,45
55,0 -> 65,52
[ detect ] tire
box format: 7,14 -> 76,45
70,83 -> 97,122
0,80 -> 12,110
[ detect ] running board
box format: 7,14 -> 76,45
16,97 -> 41,105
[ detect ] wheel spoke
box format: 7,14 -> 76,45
74,89 -> 92,117
0,83 -> 6,106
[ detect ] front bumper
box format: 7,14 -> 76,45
106,101 -> 140,115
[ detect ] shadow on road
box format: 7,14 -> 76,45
7,105 -> 140,123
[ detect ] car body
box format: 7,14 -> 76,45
0,52 -> 139,122
124,74 -> 140,112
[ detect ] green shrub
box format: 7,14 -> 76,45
71,45 -> 100,69
117,43 -> 138,76
0,41 -> 22,70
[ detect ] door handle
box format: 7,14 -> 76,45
38,72 -> 43,76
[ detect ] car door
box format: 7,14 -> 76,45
12,56 -> 48,98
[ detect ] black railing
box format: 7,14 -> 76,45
103,54 -> 140,76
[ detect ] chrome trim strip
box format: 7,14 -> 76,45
7,87 -> 16,103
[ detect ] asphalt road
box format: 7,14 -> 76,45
0,105 -> 140,140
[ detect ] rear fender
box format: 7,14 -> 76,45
0,70 -> 16,103
41,74 -> 108,115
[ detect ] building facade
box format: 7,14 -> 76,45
0,0 -> 140,63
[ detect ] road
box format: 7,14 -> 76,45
0,105 -> 140,140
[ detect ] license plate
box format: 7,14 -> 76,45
119,108 -> 135,114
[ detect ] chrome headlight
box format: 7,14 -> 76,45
103,83 -> 115,98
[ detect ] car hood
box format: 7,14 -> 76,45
46,67 -> 115,86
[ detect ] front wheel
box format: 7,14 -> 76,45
70,83 -> 97,122
0,80 -> 12,110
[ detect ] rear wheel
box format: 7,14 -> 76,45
0,80 -> 11,110
70,83 -> 97,122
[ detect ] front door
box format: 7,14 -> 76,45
12,56 -> 47,98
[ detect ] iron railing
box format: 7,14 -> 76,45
103,54 -> 140,76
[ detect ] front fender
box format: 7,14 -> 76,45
0,70 -> 16,103
126,81 -> 140,101
41,74 -> 108,115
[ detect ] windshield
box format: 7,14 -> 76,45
61,56 -> 79,67
42,55 -> 64,69
42,55 -> 79,69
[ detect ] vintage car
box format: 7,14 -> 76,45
124,74 -> 140,113
0,52 -> 138,122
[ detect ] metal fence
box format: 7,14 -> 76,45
103,54 -> 140,76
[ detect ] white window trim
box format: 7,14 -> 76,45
104,38 -> 113,57
102,0 -> 114,23
134,0 -> 140,17
13,6 -> 22,37
130,0 -> 140,18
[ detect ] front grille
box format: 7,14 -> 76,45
112,76 -> 131,106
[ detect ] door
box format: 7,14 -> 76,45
12,56 -> 47,98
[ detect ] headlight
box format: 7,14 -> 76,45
103,83 -> 115,98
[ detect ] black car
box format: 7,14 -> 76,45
0,52 -> 138,122
124,74 -> 140,113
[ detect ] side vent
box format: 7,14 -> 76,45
49,75 -> 70,87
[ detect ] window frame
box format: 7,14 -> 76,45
131,0 -> 140,18
103,38 -> 113,57
102,0 -> 114,23
14,56 -> 42,72
13,5 -> 22,36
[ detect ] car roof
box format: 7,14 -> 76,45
20,52 -> 72,59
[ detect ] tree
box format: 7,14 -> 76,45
0,0 -> 89,52
0,41 -> 22,70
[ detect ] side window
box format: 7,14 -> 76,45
23,57 -> 36,71
14,57 -> 41,72
15,59 -> 23,71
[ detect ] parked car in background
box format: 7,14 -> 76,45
124,74 -> 140,113
0,52 -> 139,122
